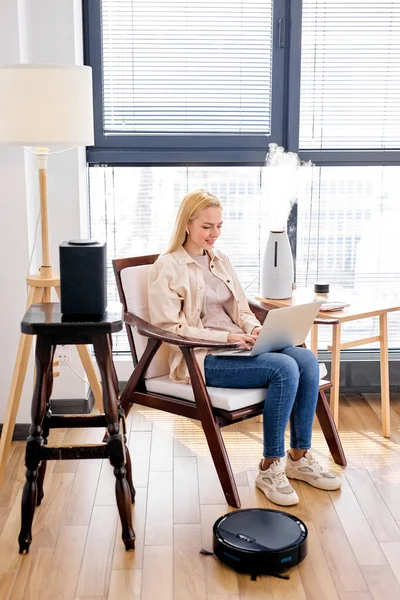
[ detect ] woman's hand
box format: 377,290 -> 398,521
252,326 -> 262,336
227,332 -> 258,350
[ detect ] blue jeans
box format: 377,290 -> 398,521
204,347 -> 320,458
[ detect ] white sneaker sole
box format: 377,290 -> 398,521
255,479 -> 299,506
285,466 -> 342,491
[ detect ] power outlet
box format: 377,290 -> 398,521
55,345 -> 70,365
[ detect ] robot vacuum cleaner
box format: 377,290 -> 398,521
213,508 -> 308,577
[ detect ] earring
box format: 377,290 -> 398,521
186,228 -> 190,235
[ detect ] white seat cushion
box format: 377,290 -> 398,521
145,363 -> 329,412
145,375 -> 266,411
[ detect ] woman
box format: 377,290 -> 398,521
148,189 -> 341,506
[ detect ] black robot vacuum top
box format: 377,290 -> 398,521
213,508 -> 308,577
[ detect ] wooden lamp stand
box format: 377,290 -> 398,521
0,148 -> 103,486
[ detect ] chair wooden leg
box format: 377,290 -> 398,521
119,338 -> 161,418
316,389 -> 347,466
181,348 -> 241,508
200,413 -> 241,508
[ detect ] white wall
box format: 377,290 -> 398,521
0,0 -> 90,423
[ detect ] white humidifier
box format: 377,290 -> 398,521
261,230 -> 294,299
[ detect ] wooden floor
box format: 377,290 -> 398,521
2,393 -> 400,599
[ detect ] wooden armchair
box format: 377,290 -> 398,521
113,254 -> 346,508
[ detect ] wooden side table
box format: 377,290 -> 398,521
257,290 -> 400,437
17,303 -> 135,554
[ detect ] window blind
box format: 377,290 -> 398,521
89,165 -> 400,353
295,165 -> 400,349
89,166 -> 263,352
299,0 -> 400,150
101,0 -> 274,134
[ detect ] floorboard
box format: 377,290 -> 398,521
1,395 -> 400,599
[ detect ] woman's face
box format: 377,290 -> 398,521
186,206 -> 223,253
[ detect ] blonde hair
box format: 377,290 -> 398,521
165,189 -> 222,254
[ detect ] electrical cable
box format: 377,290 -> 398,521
63,356 -> 89,385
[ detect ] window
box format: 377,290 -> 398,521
89,164 -> 400,352
102,0 -> 273,135
83,0 -> 287,164
85,1 -> 400,352
296,0 -> 400,163
89,166 -> 265,352
295,165 -> 400,349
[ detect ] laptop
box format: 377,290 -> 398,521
215,301 -> 323,357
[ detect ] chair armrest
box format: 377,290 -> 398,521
247,299 -> 270,325
125,311 -> 241,350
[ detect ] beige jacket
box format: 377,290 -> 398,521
148,246 -> 261,383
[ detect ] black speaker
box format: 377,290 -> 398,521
60,239 -> 107,316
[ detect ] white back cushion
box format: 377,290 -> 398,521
121,264 -> 170,378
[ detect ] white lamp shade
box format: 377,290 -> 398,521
0,64 -> 94,146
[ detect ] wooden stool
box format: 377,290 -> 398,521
18,302 -> 135,554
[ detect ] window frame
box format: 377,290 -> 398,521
286,0 -> 400,166
83,0 -> 289,166
84,0 -> 400,166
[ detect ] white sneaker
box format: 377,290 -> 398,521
285,450 -> 342,491
255,460 -> 299,506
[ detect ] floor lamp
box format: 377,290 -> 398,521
0,64 -> 102,486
